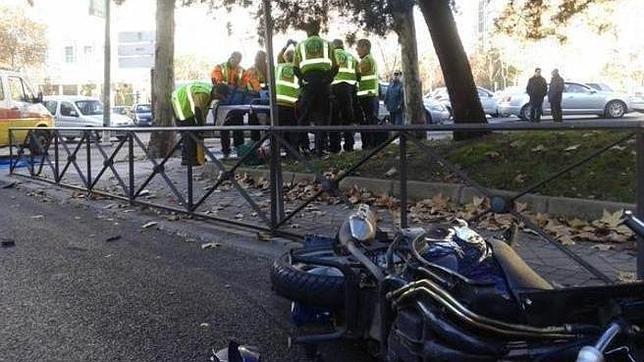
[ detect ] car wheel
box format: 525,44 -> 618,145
65,136 -> 76,142
520,105 -> 530,121
605,100 -> 626,119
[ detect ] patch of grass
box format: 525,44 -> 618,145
239,130 -> 637,203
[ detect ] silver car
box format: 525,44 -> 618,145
378,97 -> 451,124
429,86 -> 499,117
497,82 -> 632,120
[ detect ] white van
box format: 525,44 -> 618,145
43,96 -> 134,141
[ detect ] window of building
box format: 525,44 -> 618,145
84,46 -> 93,57
65,46 -> 75,63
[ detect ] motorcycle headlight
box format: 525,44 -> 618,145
349,204 -> 377,242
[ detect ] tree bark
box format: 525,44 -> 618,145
148,0 -> 176,158
391,5 -> 425,125
417,0 -> 487,139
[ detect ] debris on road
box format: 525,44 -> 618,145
1,239 -> 16,248
2,181 -> 17,189
201,242 -> 222,249
257,232 -> 272,242
384,167 -> 398,177
106,235 -> 122,242
142,221 -> 158,229
30,214 -> 44,220
200,323 -> 210,328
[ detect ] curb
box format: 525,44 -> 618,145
203,165 -> 635,220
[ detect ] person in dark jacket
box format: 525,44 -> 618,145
384,71 -> 404,125
526,68 -> 548,122
548,69 -> 565,122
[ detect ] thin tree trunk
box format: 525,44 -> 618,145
148,0 -> 176,158
392,5 -> 425,125
417,0 -> 487,139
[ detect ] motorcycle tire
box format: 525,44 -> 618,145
270,251 -> 345,308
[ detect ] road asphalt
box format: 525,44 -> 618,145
0,183 -> 371,362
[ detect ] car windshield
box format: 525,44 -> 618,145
136,105 -> 151,112
587,83 -> 613,92
75,100 -> 103,115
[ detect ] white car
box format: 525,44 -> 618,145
43,96 -> 134,141
428,86 -> 500,117
497,82 -> 632,120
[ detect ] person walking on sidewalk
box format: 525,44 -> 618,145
385,71 -> 404,126
548,69 -> 565,123
526,67 -> 548,123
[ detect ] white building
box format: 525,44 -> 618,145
27,0 -> 153,104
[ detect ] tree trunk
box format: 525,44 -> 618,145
148,0 -> 176,158
417,0 -> 487,139
391,5 -> 425,125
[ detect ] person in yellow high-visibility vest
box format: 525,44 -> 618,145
275,41 -> 302,157
330,39 -> 359,153
171,82 -> 228,165
293,21 -> 338,155
356,38 -> 381,150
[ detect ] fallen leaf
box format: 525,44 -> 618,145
484,151 -> 501,159
31,215 -> 44,219
385,167 -> 398,177
514,174 -> 527,184
200,323 -> 210,328
142,221 -> 158,229
564,144 -> 580,152
617,271 -> 636,282
531,144 -> 546,152
591,244 -> 613,251
201,242 -> 221,249
257,232 -> 272,242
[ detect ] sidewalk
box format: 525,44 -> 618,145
4,144 -> 638,288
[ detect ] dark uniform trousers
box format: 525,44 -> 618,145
277,104 -> 300,157
218,111 -> 244,156
358,96 -> 379,149
297,70 -> 332,153
550,96 -> 563,122
330,82 -> 356,153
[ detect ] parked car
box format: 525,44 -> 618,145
497,82 -> 632,120
428,86 -> 499,117
0,69 -> 52,153
129,103 -> 153,126
629,87 -> 644,113
43,96 -> 134,141
112,106 -> 129,116
378,97 -> 450,124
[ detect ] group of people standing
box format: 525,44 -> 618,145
526,67 -> 565,123
204,22 -> 384,158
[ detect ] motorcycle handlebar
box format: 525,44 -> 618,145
623,211 -> 644,238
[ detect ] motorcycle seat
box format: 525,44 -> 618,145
487,239 -> 553,293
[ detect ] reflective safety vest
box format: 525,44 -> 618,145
213,62 -> 243,87
171,82 -> 212,121
294,36 -> 333,75
357,53 -> 379,98
275,63 -> 299,107
332,49 -> 358,86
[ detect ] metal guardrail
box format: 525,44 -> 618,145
7,121 -> 644,281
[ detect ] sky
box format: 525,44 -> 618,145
5,0 -> 644,90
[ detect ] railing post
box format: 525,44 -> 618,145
54,131 -> 60,182
637,131 -> 644,279
186,131 -> 194,213
270,130 -> 285,229
86,130 -> 92,192
8,129 -> 13,175
399,131 -> 408,228
128,131 -> 135,204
